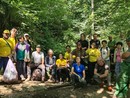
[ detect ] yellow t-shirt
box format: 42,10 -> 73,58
56,59 -> 67,67
64,52 -> 71,60
0,38 -> 13,57
9,37 -> 18,50
86,48 -> 100,62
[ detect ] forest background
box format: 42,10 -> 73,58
0,0 -> 130,55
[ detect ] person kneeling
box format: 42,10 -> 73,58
93,58 -> 112,91
71,57 -> 86,87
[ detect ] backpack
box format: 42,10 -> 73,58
100,47 -> 108,52
100,47 -> 109,55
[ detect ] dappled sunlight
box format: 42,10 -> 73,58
0,85 -> 13,95
0,74 -> 123,98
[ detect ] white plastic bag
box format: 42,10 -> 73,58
3,59 -> 18,83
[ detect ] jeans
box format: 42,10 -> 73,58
115,62 -> 121,79
0,57 -> 9,72
16,60 -> 25,77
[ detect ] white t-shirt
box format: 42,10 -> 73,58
32,51 -> 44,64
100,47 -> 110,61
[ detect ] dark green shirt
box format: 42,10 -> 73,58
108,40 -> 116,50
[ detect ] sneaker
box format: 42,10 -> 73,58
47,79 -> 53,82
108,86 -> 112,91
20,75 -> 25,81
59,81 -> 63,84
25,75 -> 31,82
25,78 -> 30,82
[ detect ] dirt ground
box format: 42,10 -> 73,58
0,75 -> 130,98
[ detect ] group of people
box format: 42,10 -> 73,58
0,28 -> 130,98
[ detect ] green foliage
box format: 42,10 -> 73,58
0,0 -> 129,55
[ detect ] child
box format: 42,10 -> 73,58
15,36 -> 30,81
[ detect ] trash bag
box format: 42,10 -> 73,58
3,59 -> 18,83
31,68 -> 42,81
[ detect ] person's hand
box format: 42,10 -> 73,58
8,54 -> 13,59
81,56 -> 84,58
49,65 -> 52,69
99,75 -> 102,78
27,59 -> 30,62
81,77 -> 85,81
66,64 -> 69,67
82,47 -> 86,50
24,59 -> 28,62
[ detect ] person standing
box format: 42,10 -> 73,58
72,41 -> 87,66
100,40 -> 110,67
113,37 -> 130,98
24,33 -> 32,56
113,42 -> 123,80
78,33 -> 88,50
15,36 -> 30,81
9,28 -> 18,50
86,42 -> 101,84
9,28 -> 18,62
0,30 -> 13,72
90,33 -> 100,49
108,36 -> 116,64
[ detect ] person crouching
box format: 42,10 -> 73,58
93,58 -> 112,91
71,57 -> 86,87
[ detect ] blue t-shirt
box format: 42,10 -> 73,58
72,63 -> 85,78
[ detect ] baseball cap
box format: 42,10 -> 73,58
36,45 -> 41,48
3,30 -> 10,34
24,33 -> 29,37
